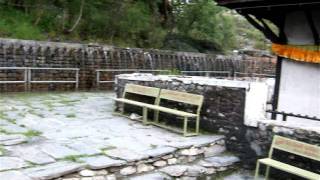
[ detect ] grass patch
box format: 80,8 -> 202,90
23,130 -> 42,137
0,146 -> 5,155
101,146 -> 117,153
66,113 -> 76,118
62,155 -> 87,163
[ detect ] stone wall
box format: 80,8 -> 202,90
115,74 -> 320,178
0,38 -> 275,92
114,74 -> 268,160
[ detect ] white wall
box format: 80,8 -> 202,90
278,59 -> 320,121
244,82 -> 269,127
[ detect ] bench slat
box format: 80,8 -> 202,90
115,98 -> 197,117
273,135 -> 320,161
124,84 -> 160,97
159,89 -> 204,106
259,158 -> 320,180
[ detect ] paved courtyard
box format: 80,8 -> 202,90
0,92 -> 235,180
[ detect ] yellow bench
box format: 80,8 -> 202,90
114,84 -> 204,136
255,135 -> 320,180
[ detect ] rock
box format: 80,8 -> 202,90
0,170 -> 32,180
129,172 -> 172,180
79,156 -> 126,170
203,145 -> 226,157
96,169 -> 108,175
79,169 -> 95,177
153,160 -> 167,167
40,143 -> 81,159
106,174 -> 117,180
23,161 -> 84,180
180,147 -> 203,156
161,154 -> 173,160
0,134 -> 28,146
0,157 -> 30,171
160,165 -> 188,177
143,146 -> 176,158
202,156 -> 240,168
120,166 -> 136,176
185,165 -> 207,177
167,158 -> 178,165
205,168 -> 216,175
107,148 -> 148,162
137,164 -> 154,173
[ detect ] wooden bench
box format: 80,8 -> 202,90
255,135 -> 320,180
114,84 -> 204,136
114,84 -> 161,124
147,89 -> 204,136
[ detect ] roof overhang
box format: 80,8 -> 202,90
216,0 -> 320,11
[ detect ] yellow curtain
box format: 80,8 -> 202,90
272,43 -> 320,64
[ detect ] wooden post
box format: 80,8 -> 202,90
272,56 -> 283,120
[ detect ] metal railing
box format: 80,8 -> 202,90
181,70 -> 231,77
234,72 -> 275,78
96,69 -> 170,88
0,67 -> 79,91
266,110 -> 320,122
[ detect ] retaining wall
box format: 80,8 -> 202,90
0,38 -> 275,92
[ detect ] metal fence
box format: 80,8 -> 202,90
0,67 -> 79,91
181,70 -> 231,77
96,69 -> 170,88
234,72 -> 276,78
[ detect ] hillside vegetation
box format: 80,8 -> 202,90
0,0 -> 269,53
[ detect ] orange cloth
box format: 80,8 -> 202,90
272,44 -> 320,64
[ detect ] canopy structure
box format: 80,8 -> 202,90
216,0 -> 320,121
216,0 -> 320,63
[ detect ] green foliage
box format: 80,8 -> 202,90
0,7 -> 44,40
0,0 -> 268,52
23,130 -> 42,137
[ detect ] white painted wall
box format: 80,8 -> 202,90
244,82 -> 269,127
278,59 -> 320,121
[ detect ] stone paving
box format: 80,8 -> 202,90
0,92 -> 234,180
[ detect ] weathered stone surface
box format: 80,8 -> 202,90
23,161 -> 84,180
203,145 -> 226,157
129,172 -> 172,180
106,148 -> 148,162
160,165 -> 188,177
0,134 -> 28,146
79,156 -> 126,170
40,143 -> 81,159
0,170 -> 32,180
0,157 -> 30,171
143,147 -> 176,158
1,124 -> 29,133
201,156 -> 240,168
120,166 -> 136,176
8,146 -> 56,165
66,142 -> 101,156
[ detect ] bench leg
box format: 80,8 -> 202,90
195,116 -> 200,135
265,165 -> 270,180
183,117 -> 188,136
154,110 -> 159,123
143,107 -> 148,125
254,161 -> 260,179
